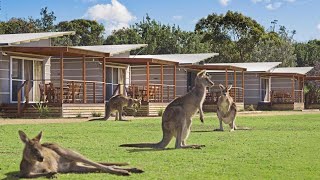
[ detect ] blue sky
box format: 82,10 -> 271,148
0,0 -> 319,42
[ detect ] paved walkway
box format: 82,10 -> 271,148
0,111 -> 319,125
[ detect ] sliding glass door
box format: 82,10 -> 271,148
105,66 -> 126,101
10,57 -> 43,103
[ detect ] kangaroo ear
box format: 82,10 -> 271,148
197,70 -> 206,77
228,85 -> 233,91
18,130 -> 29,144
34,131 -> 43,142
219,84 -> 225,90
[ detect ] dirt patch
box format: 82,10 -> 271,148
1,111 -> 319,125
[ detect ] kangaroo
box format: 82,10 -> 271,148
120,70 -> 214,149
18,130 -> 143,178
215,84 -> 237,131
90,94 -> 141,121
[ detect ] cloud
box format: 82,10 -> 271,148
219,0 -> 231,6
85,0 -> 136,34
172,15 -> 183,21
252,0 -> 295,10
317,23 -> 320,31
266,2 -> 283,10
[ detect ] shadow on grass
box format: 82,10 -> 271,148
2,171 -> 19,180
126,148 -> 176,153
191,130 -> 214,133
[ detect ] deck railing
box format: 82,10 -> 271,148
205,87 -> 244,104
126,84 -> 175,103
270,89 -> 303,103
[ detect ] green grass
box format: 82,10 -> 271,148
1,113 -> 320,179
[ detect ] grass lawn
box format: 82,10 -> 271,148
1,113 -> 320,179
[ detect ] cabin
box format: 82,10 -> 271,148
206,62 -> 313,110
127,54 -> 250,114
0,31 -> 150,118
261,66 -> 313,110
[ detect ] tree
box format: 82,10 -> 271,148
295,40 -> 320,67
195,11 -> 265,62
105,15 -> 211,55
54,19 -> 105,46
250,24 -> 297,67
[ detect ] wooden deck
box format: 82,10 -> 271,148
0,103 -> 105,118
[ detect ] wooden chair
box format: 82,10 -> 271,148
45,83 -> 56,103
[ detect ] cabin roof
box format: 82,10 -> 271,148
0,31 -> 75,46
129,53 -> 219,64
205,62 -> 281,72
73,44 -> 148,56
270,67 -> 314,75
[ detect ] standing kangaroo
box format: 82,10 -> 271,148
18,131 -> 143,178
215,84 -> 237,131
120,70 -> 214,149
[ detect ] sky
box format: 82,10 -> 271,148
0,0 -> 319,42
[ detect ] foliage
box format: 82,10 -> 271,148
54,19 -> 105,46
32,102 -> 50,118
195,11 -> 265,62
249,26 -> 297,67
295,40 -> 320,67
105,14 -> 211,55
245,104 -> 256,111
157,108 -> 164,116
305,62 -> 320,105
76,113 -> 82,118
91,112 -> 102,117
1,113 -> 320,179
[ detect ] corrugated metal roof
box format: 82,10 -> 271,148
271,67 -> 314,75
205,62 -> 281,72
73,44 -> 148,56
0,31 -> 75,46
129,53 -> 218,64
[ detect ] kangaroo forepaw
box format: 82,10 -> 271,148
46,172 -> 58,179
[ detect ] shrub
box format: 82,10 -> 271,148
76,113 -> 82,118
158,108 -> 164,116
91,112 -> 102,117
246,104 -> 255,111
32,102 -> 50,118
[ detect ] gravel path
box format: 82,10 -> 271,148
0,111 -> 319,125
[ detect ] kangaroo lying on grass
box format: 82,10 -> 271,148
90,94 -> 141,121
18,130 -> 143,178
215,84 -> 238,131
120,70 -> 214,149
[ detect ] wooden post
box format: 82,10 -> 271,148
25,80 -> 30,104
71,81 -> 75,103
60,52 -> 64,104
234,69 -> 237,103
173,65 -> 177,99
298,76 -> 301,103
146,62 -> 150,102
82,56 -> 86,103
242,70 -> 244,102
93,82 -> 96,103
292,75 -> 295,102
225,68 -> 228,87
302,76 -> 305,103
161,64 -> 164,102
102,57 -> 106,103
